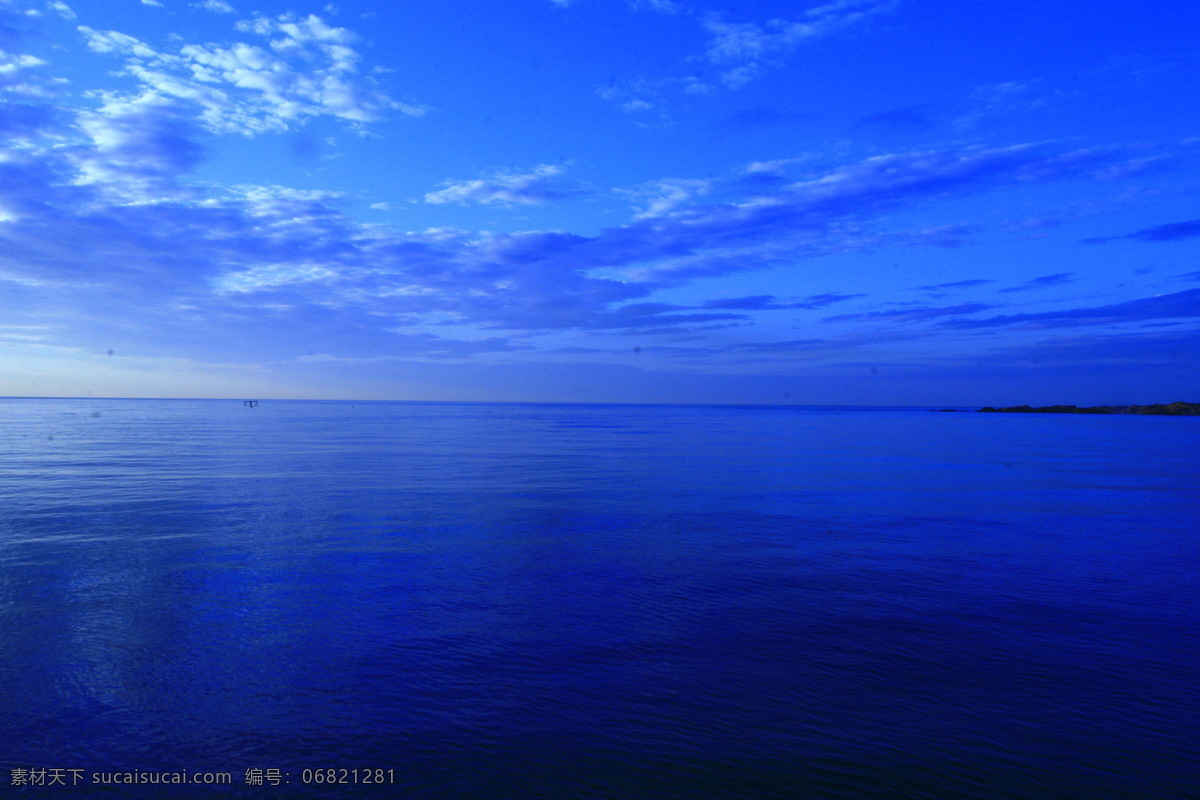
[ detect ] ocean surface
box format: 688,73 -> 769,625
1,398 -> 1196,798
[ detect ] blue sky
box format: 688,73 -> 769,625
2,0 -> 1199,404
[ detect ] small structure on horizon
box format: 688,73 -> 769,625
978,401 -> 1199,416
243,400 -> 258,408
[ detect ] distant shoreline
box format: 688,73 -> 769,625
977,402 -> 1200,416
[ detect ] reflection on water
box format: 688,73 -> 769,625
1,400 -> 1197,797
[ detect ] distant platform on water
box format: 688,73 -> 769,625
977,401 -> 1200,416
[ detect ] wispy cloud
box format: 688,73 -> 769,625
193,0 -> 234,14
600,0 -> 899,113
46,1 -> 75,20
582,143 -> 1150,286
795,292 -> 868,309
621,327 -> 928,366
940,288 -> 1200,329
620,177 -> 712,218
424,165 -> 582,206
628,0 -> 684,14
0,4 -> 1181,373
858,104 -> 935,131
978,328 -> 1200,368
72,95 -> 208,203
700,0 -> 898,89
0,50 -> 65,98
1085,218 -> 1200,244
954,80 -> 1044,129
716,107 -> 813,133
702,293 -> 865,310
917,278 -> 994,291
824,302 -> 996,324
78,12 -> 422,139
999,272 -> 1075,293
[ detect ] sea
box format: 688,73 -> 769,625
0,398 -> 1196,799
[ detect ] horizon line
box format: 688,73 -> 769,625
0,395 -> 981,409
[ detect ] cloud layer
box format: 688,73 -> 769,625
600,0 -> 899,113
2,0 -> 1197,402
78,11 -> 419,138
2,83 -> 1175,365
424,165 -> 581,206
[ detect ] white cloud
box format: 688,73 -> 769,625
424,165 -> 578,206
231,183 -> 346,214
47,1 -> 75,20
71,94 -> 207,204
141,0 -> 164,7
214,261 -> 336,292
77,13 -> 422,137
596,78 -> 677,123
79,27 -> 159,58
744,157 -> 812,176
0,1 -> 40,22
194,0 -> 234,13
599,1 -> 898,115
955,80 -> 1045,130
234,13 -> 357,49
702,0 -> 897,88
0,51 -> 65,97
628,0 -> 683,13
0,51 -> 1169,364
620,177 -> 712,218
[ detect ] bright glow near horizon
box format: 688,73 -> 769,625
2,0 -> 1199,405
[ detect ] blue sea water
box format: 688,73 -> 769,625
0,398 -> 1197,798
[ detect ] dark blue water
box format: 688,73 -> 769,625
1,399 -> 1197,798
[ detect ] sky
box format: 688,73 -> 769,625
2,0 -> 1199,405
